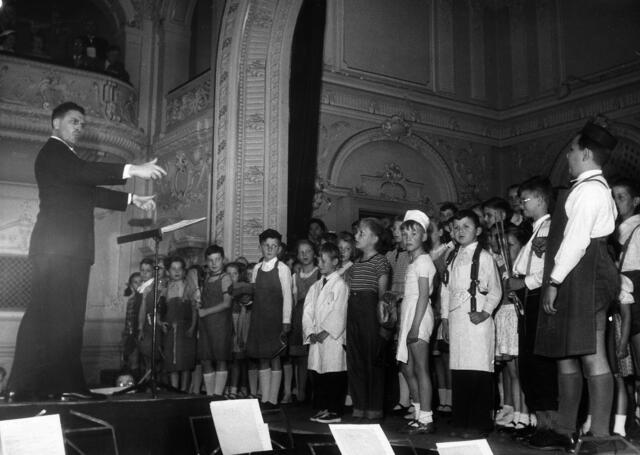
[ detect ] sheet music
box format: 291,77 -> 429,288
329,424 -> 394,455
210,399 -> 272,455
436,439 -> 494,455
160,217 -> 206,234
0,414 -> 66,455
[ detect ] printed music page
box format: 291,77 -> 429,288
0,414 -> 65,455
329,424 -> 394,455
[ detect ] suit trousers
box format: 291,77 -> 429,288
8,255 -> 91,396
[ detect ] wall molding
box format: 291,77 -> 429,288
321,71 -> 640,146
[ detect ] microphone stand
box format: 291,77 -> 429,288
114,229 -> 181,398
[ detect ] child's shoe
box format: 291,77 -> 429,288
310,409 -> 329,422
316,412 -> 342,424
495,405 -> 514,426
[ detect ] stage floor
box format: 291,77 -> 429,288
1,393 -> 639,454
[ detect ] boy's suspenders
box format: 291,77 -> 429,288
442,243 -> 483,312
619,225 -> 640,273
468,243 -> 483,313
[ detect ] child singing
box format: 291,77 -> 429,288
303,242 -> 349,423
441,210 -> 502,438
397,210 -> 437,434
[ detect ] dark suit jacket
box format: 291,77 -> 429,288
29,138 -> 129,264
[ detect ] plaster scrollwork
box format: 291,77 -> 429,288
328,128 -> 458,203
247,59 -> 266,78
312,175 -> 333,212
319,120 -> 352,163
130,0 -> 164,25
244,166 -> 264,184
156,148 -> 211,212
0,55 -> 139,129
165,72 -> 212,130
381,115 -> 412,140
433,138 -> 488,206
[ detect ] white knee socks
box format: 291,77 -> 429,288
214,371 -> 228,396
259,369 -> 271,403
269,370 -> 282,404
248,369 -> 258,396
203,372 -> 216,396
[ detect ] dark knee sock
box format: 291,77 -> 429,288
556,372 -> 583,436
587,373 -> 613,437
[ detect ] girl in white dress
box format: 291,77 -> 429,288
397,210 -> 437,434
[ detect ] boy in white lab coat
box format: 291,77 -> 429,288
303,242 -> 349,424
441,209 -> 502,438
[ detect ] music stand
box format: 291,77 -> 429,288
114,217 -> 206,398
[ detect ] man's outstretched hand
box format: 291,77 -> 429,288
132,194 -> 156,211
129,158 -> 167,180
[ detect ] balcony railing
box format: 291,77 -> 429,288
0,53 -> 145,163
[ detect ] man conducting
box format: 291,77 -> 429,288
6,101 -> 166,401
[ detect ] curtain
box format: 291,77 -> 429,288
287,0 -> 326,245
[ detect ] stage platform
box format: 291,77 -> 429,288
1,394 -> 639,454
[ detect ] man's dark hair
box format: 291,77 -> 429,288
51,102 -> 85,127
577,134 -> 611,167
204,244 -> 225,258
259,229 -> 282,244
518,176 -> 554,209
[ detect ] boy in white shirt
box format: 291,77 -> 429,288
303,242 -> 349,424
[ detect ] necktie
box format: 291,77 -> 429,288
322,277 -> 327,287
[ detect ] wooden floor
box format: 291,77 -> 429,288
1,393 -> 639,454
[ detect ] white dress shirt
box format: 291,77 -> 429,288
513,214 -> 550,290
551,170 -> 617,283
251,256 -> 293,324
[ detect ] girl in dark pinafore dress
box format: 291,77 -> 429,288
246,229 -> 293,407
198,245 -> 233,397
283,240 -> 320,403
163,257 -> 197,392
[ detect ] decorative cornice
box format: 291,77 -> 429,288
321,71 -> 640,146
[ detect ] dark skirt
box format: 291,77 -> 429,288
536,239 -> 618,358
246,266 -> 285,359
288,299 -> 308,356
163,297 -> 196,371
346,290 -> 386,419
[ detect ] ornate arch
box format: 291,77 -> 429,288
211,0 -> 303,259
327,128 -> 458,202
